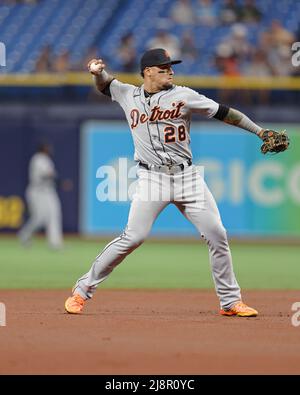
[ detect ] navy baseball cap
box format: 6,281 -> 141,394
140,48 -> 182,71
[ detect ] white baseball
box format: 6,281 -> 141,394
90,62 -> 102,73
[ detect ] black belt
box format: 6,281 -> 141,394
138,159 -> 192,173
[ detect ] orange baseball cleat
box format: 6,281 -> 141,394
220,301 -> 258,317
65,293 -> 86,314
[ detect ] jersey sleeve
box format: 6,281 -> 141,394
109,79 -> 136,106
184,87 -> 219,118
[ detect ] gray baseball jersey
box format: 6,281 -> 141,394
72,78 -> 242,310
109,80 -> 219,165
28,153 -> 56,189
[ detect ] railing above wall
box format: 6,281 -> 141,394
1,73 -> 300,90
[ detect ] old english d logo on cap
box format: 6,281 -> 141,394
164,50 -> 170,59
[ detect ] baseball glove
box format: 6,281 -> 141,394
260,129 -> 290,155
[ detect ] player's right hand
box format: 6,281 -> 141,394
87,58 -> 105,75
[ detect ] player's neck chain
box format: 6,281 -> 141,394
144,90 -> 155,97
144,90 -> 155,105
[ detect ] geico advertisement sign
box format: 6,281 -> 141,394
198,159 -> 300,206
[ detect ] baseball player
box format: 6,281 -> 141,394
18,143 -> 63,249
65,48 -> 267,317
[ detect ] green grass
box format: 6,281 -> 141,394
0,237 -> 299,289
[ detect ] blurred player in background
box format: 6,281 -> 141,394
18,143 -> 63,249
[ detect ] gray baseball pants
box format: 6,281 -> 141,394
74,165 -> 241,309
18,186 -> 63,249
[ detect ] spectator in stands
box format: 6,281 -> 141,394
243,49 -> 271,76
269,45 -> 294,76
116,33 -> 138,72
52,50 -> 71,73
180,30 -> 198,62
220,24 -> 253,69
195,0 -> 218,27
214,42 -> 240,76
259,19 -> 295,51
146,29 -> 181,59
259,20 -> 295,76
239,0 -> 262,24
170,0 -> 195,25
219,0 -> 240,25
35,45 -> 53,72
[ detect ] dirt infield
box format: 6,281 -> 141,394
0,289 -> 300,375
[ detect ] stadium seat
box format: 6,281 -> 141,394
0,0 -> 298,75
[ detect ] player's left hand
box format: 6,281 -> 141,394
258,129 -> 290,155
